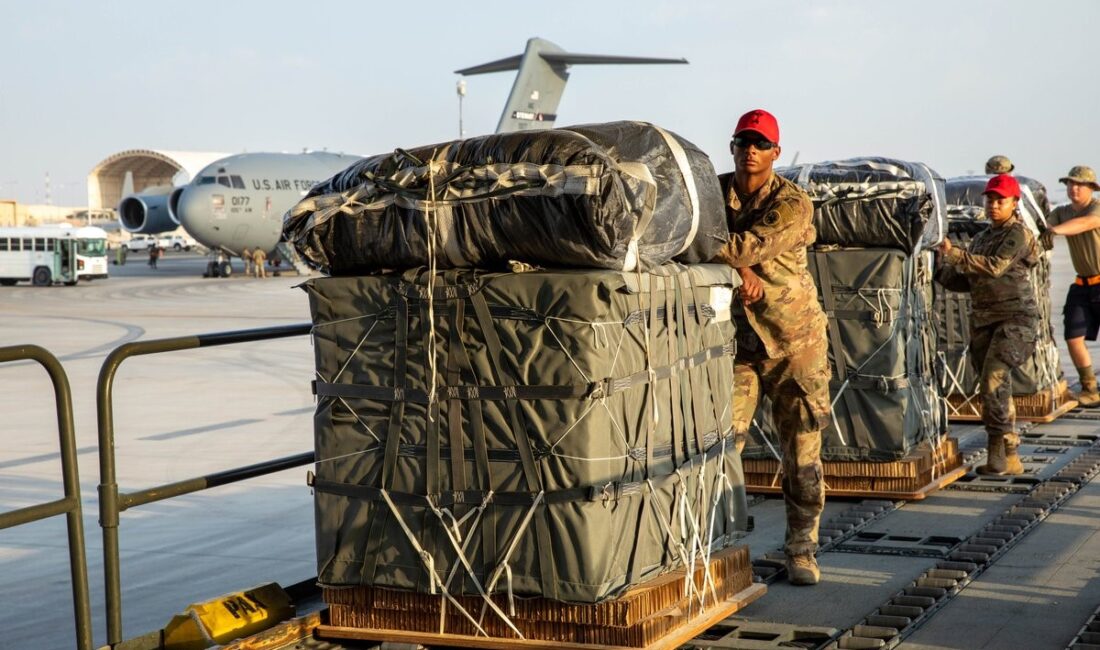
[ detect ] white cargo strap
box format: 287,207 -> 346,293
796,163 -> 815,188
424,494 -> 524,638
910,162 -> 946,249
617,161 -> 657,272
1018,184 -> 1045,234
377,489 -> 492,637
651,124 -> 701,257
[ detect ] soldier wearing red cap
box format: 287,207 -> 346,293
936,174 -> 1040,475
712,109 -> 829,586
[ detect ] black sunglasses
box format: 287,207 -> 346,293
730,136 -> 777,151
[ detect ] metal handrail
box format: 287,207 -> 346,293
0,344 -> 93,650
96,323 -> 314,647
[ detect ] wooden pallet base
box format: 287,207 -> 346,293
948,380 -> 1078,424
314,582 -> 766,650
745,437 -> 964,500
323,544 -> 751,634
948,398 -> 1079,424
744,463 -> 969,500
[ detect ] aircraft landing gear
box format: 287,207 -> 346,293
203,252 -> 233,278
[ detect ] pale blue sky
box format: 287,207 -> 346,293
1,0 -> 1097,206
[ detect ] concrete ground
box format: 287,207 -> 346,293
0,253 -> 317,648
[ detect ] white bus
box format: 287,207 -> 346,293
0,226 -> 110,286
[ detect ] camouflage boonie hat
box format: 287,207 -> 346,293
985,155 -> 1014,174
1060,165 -> 1100,191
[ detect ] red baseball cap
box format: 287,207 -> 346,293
983,174 -> 1021,199
733,109 -> 780,145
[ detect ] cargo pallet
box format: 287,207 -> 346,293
947,379 -> 1078,424
313,545 -> 763,650
315,583 -> 765,649
743,437 -> 966,500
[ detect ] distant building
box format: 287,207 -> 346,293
0,200 -> 106,227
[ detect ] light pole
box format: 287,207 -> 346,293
456,79 -> 467,139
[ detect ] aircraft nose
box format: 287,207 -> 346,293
175,186 -> 220,249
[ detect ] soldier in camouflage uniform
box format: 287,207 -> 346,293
712,109 -> 830,586
936,174 -> 1039,475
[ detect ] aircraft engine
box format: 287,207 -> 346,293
167,187 -> 185,224
118,186 -> 178,234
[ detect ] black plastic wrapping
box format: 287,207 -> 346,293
944,175 -> 1051,230
777,157 -> 946,253
283,122 -> 726,275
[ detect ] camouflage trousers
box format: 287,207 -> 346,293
732,340 -> 831,556
970,317 -> 1037,436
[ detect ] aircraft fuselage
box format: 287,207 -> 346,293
170,151 -> 360,256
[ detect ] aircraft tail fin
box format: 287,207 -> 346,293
456,37 -> 687,134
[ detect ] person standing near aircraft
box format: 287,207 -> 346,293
242,247 -> 253,277
712,109 -> 830,586
936,174 -> 1040,475
1041,166 -> 1100,408
252,247 -> 267,279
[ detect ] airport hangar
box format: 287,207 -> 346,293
86,149 -> 229,213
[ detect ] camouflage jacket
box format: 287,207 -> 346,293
937,215 -> 1039,328
712,172 -> 827,358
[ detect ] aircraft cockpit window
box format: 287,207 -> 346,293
216,176 -> 232,188
230,175 -> 245,189
197,176 -> 216,185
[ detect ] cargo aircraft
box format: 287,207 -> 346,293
123,38 -> 686,277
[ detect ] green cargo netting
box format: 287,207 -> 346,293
744,248 -> 946,461
305,264 -> 749,604
934,176 -> 1062,406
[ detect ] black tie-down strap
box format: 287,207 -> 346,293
312,341 -> 734,404
310,429 -> 736,509
829,375 -> 911,394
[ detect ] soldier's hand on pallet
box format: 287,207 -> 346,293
737,267 -> 764,304
1039,228 -> 1055,251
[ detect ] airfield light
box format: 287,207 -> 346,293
456,79 -> 467,139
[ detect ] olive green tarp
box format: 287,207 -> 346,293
743,248 -> 946,461
304,264 -> 749,604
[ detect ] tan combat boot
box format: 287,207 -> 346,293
786,553 -> 820,586
1077,366 -> 1100,408
977,434 -> 1006,475
977,434 -> 1024,476
1002,433 -> 1025,475
1078,382 -> 1100,409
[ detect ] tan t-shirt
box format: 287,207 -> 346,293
1050,198 -> 1100,276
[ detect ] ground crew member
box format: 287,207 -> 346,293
985,155 -> 1014,175
252,247 -> 267,279
242,247 -> 253,277
936,174 -> 1039,475
712,109 -> 830,586
1041,166 -> 1100,408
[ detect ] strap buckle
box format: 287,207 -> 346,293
586,481 -> 615,505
